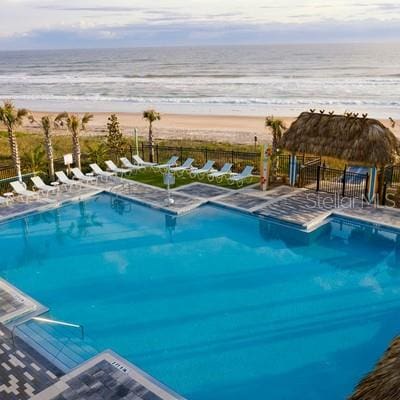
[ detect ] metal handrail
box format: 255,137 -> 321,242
32,317 -> 85,340
11,316 -> 85,348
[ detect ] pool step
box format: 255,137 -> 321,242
15,319 -> 99,373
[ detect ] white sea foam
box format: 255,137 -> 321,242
4,93 -> 400,107
0,44 -> 399,116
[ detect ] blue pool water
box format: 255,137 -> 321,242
1,194 -> 400,399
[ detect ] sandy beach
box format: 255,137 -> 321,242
23,112 -> 400,145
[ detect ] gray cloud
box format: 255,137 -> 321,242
374,3 -> 400,11
35,5 -> 142,12
1,18 -> 400,50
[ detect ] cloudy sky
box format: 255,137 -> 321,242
0,0 -> 399,49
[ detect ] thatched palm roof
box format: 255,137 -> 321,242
281,112 -> 400,165
349,336 -> 400,400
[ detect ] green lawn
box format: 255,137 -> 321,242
126,169 -> 259,189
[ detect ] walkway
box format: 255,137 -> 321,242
0,324 -> 62,400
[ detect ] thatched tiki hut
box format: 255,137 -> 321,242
281,112 -> 399,166
349,336 -> 400,400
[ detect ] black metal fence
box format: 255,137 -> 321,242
138,143 -> 323,177
0,165 -> 17,181
384,165 -> 400,187
140,143 -> 261,173
299,163 -> 369,199
0,172 -> 35,193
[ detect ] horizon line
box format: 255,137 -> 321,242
1,40 -> 400,53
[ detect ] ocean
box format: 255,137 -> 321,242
0,43 -> 399,117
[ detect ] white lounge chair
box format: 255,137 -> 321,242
132,155 -> 157,167
153,156 -> 179,172
105,160 -> 131,176
31,176 -> 58,195
71,168 -> 97,183
120,157 -> 145,172
55,171 -> 82,190
190,160 -> 215,179
208,163 -> 233,182
228,166 -> 254,186
170,158 -> 195,175
10,181 -> 39,201
90,163 -> 115,180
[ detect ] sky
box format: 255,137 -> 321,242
0,0 -> 399,49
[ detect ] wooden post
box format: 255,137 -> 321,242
376,166 -> 385,205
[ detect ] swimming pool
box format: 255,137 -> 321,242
1,193 -> 399,399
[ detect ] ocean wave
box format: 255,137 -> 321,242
3,94 -> 400,107
0,73 -> 399,86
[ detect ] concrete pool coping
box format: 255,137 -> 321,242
1,179 -> 400,233
0,279 -> 48,326
31,350 -> 186,400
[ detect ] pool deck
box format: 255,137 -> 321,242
0,280 -> 47,326
31,351 -> 184,400
1,178 -> 400,399
0,324 -> 63,400
1,178 -> 400,232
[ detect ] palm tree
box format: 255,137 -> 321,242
143,109 -> 161,162
0,101 -> 32,181
33,115 -> 56,180
55,112 -> 93,170
265,116 -> 286,154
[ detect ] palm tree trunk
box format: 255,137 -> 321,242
8,128 -> 22,181
148,122 -> 154,162
271,129 -> 279,180
45,134 -> 55,181
272,130 -> 278,154
72,131 -> 81,170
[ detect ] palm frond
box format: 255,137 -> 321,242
143,109 -> 161,123
81,113 -> 93,129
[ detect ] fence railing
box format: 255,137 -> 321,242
384,165 -> 400,187
139,143 -> 261,173
0,171 -> 36,194
299,163 -> 368,199
0,165 -> 17,181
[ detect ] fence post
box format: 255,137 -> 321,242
342,166 -> 347,197
205,148 -> 208,161
180,147 -> 183,162
316,165 -> 321,192
321,161 -> 326,181
156,145 -> 159,163
364,172 -> 370,202
141,143 -> 144,159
